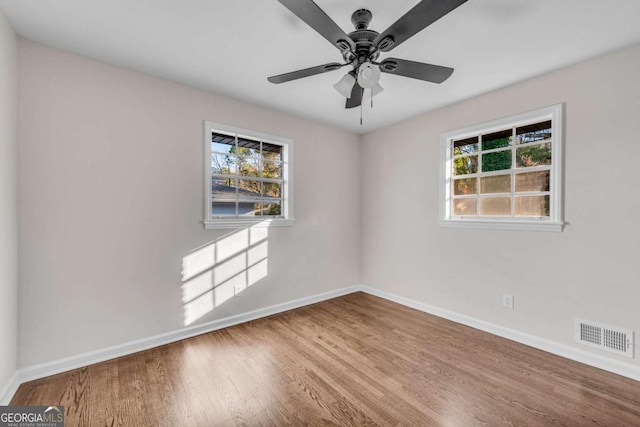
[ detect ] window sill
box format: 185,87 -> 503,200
203,218 -> 295,230
439,219 -> 564,232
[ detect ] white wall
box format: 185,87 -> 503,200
18,39 -> 361,368
0,9 -> 17,393
361,43 -> 640,367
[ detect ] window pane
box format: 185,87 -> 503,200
240,201 -> 282,217
263,182 -> 281,198
515,195 -> 550,217
480,197 -> 511,216
452,198 -> 477,216
262,141 -> 283,161
482,129 -> 512,150
453,136 -> 478,156
212,153 -> 236,175
516,121 -> 551,145
236,135 -> 261,158
212,132 -> 235,154
482,151 -> 511,172
236,179 -> 262,199
515,171 -> 550,192
262,160 -> 282,179
238,201 -> 262,216
259,201 -> 282,216
212,201 -> 236,217
516,143 -> 551,168
480,174 -> 510,194
453,156 -> 478,176
238,157 -> 261,178
212,178 -> 238,199
453,178 -> 477,195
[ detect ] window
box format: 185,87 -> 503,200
203,122 -> 293,229
439,104 -> 563,231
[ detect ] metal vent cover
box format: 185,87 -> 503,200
575,318 -> 634,358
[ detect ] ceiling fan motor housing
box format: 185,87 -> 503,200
344,9 -> 380,67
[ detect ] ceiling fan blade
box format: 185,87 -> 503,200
268,62 -> 344,84
345,81 -> 363,109
380,58 -> 454,84
374,0 -> 468,52
277,0 -> 356,52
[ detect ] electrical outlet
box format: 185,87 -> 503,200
503,293 -> 514,309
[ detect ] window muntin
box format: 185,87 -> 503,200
204,122 -> 293,229
441,105 -> 563,231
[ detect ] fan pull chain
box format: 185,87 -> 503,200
360,88 -> 364,125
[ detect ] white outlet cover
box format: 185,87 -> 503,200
503,293 -> 514,309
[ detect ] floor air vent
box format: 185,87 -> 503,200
575,318 -> 634,358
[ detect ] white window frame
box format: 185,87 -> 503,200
439,104 -> 564,232
203,121 -> 294,229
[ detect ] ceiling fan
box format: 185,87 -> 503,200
268,0 -> 469,109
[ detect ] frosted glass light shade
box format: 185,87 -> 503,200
371,83 -> 384,97
333,73 -> 356,98
357,62 -> 381,89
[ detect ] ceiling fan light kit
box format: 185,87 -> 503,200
268,0 -> 469,118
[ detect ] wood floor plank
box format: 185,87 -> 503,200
59,366 -> 92,426
10,292 -> 640,426
142,346 -> 182,427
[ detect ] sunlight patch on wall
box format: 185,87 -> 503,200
248,259 -> 268,286
181,221 -> 271,326
182,243 -> 215,282
217,229 -> 249,263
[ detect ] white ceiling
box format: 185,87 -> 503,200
1,0 -> 640,133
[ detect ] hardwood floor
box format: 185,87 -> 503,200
12,292 -> 640,426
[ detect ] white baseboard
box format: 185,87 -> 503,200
0,372 -> 20,405
360,286 -> 640,382
7,285 -> 361,402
